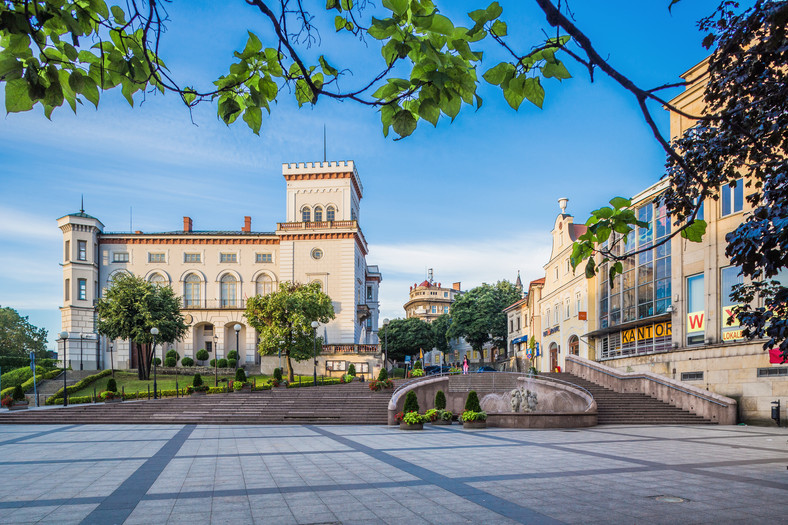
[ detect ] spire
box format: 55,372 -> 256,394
515,270 -> 523,294
80,194 -> 84,214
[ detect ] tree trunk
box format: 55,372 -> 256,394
285,350 -> 295,382
134,342 -> 153,380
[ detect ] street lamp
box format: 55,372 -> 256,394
214,334 -> 219,387
278,340 -> 284,372
79,333 -> 84,370
59,331 -> 69,406
311,321 -> 319,386
234,323 -> 241,370
150,327 -> 159,399
382,318 -> 390,373
109,341 -> 114,378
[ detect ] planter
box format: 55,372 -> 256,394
431,419 -> 452,426
232,385 -> 252,393
9,401 -> 29,411
399,422 -> 424,431
462,420 -> 487,429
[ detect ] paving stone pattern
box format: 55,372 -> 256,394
0,423 -> 786,524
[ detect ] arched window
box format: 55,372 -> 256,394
314,206 -> 323,222
311,279 -> 322,290
326,206 -> 335,221
221,274 -> 237,307
184,274 -> 201,307
149,273 -> 166,287
301,206 -> 311,222
569,335 -> 579,355
256,274 -> 276,296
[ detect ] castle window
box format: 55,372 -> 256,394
64,240 -> 70,262
220,253 -> 237,263
78,240 -> 87,261
184,274 -> 201,307
256,253 -> 272,263
113,252 -> 129,263
326,206 -> 335,221
148,252 -> 165,263
149,273 -> 166,286
301,206 -> 311,222
311,248 -> 323,260
65,279 -> 70,301
256,274 -> 276,296
221,274 -> 237,307
184,253 -> 201,263
314,206 -> 323,222
78,279 -> 87,301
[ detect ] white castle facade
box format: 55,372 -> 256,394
57,161 -> 382,373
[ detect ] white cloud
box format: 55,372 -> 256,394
0,206 -> 61,241
369,232 -> 552,323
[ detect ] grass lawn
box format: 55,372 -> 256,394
70,371 -> 319,396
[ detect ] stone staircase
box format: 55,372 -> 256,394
544,372 -> 714,425
0,381 -> 389,425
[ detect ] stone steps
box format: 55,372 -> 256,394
543,372 -> 714,425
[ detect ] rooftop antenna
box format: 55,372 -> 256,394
80,194 -> 84,214
323,124 -> 326,162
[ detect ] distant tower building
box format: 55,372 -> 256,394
515,270 -> 523,296
404,270 -> 462,323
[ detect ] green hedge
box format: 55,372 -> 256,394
46,370 -> 112,404
0,367 -> 33,393
1,368 -> 61,398
286,377 -> 342,388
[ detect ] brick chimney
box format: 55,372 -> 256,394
242,216 -> 251,233
452,282 -> 461,291
183,216 -> 192,232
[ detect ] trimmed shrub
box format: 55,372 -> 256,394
348,363 -> 356,376
165,349 -> 180,361
12,385 -> 25,401
391,367 -> 405,378
273,368 -> 283,381
106,378 -> 118,393
404,390 -> 419,413
0,367 -> 33,392
414,360 -> 422,370
45,370 -> 112,404
152,357 -> 161,366
164,357 -> 177,367
228,358 -> 237,368
227,350 -> 239,360
235,369 -> 247,383
193,374 -> 204,387
233,381 -> 243,391
210,359 -> 217,367
465,390 -> 481,412
196,349 -> 209,362
435,390 -> 446,410
218,358 -> 228,368
377,368 -> 388,381
181,357 -> 194,367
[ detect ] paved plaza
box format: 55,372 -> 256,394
0,423 -> 786,524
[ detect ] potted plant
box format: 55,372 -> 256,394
9,385 -> 28,410
232,369 -> 251,392
102,378 -> 122,402
188,373 -> 208,395
461,390 -> 487,428
271,367 -> 287,387
399,391 -> 426,430
430,390 -> 453,425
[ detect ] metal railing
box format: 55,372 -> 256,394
322,344 -> 379,354
182,299 -> 247,310
277,220 -> 358,230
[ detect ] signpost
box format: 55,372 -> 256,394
30,351 -> 38,407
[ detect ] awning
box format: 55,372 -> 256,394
511,335 -> 528,344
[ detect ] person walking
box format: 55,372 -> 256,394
462,356 -> 469,375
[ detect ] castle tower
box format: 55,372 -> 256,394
57,207 -> 104,370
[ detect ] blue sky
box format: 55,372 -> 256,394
0,1 -> 717,349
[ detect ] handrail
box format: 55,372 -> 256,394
568,357 -> 732,407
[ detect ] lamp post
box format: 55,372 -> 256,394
382,318 -> 390,373
79,333 -> 84,370
311,321 -> 319,386
59,331 -> 69,406
214,334 -> 219,387
150,327 -> 159,399
278,340 -> 284,372
109,341 -> 114,378
234,323 -> 241,370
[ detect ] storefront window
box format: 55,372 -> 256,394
687,274 -> 705,345
720,266 -> 743,342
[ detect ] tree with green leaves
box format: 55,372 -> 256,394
0,306 -> 48,359
95,273 -> 187,380
244,281 -> 335,382
378,316 -> 433,363
448,281 -> 521,363
431,313 -> 452,355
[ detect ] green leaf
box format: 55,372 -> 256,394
482,62 -> 514,86
392,109 -> 417,137
542,60 -> 571,80
334,16 -> 345,31
368,17 -> 397,40
491,20 -> 507,37
609,197 -> 631,210
418,98 -> 440,126
503,74 -> 526,110
523,77 -> 544,108
326,0 -> 339,10
242,106 -> 263,135
111,5 -> 126,24
383,0 -> 408,16
318,55 -> 338,76
592,206 -> 614,219
244,31 -> 262,56
5,78 -> 33,113
80,76 -> 100,108
680,219 -> 707,243
430,14 -> 454,36
441,92 -> 461,120
584,258 -> 597,279
0,58 -> 23,81
182,87 -> 197,106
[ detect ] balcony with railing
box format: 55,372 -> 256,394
182,299 -> 247,310
323,344 -> 380,354
277,220 -> 358,230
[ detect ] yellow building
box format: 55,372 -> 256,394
403,271 -> 462,322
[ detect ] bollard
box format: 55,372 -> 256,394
94,386 -> 97,403
147,385 -> 150,400
772,400 -> 781,427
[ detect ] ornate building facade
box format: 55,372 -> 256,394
58,161 -> 382,373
